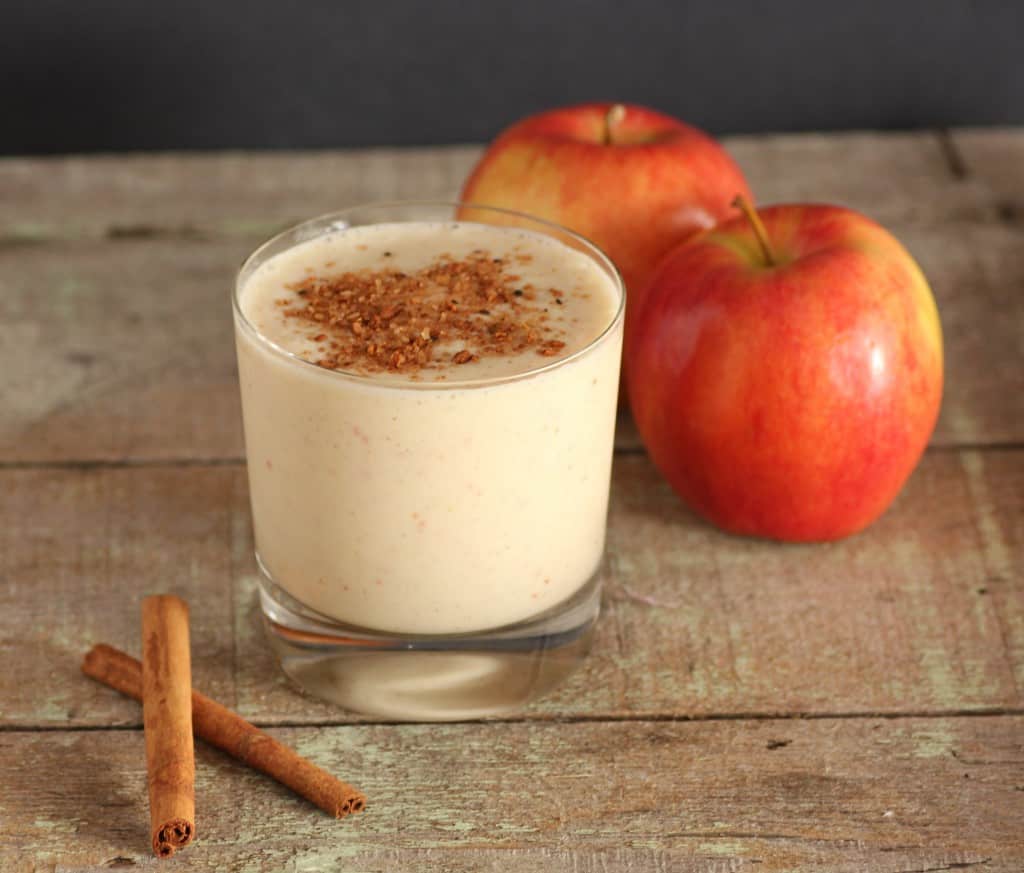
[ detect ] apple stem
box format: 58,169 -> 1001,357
603,104 -> 626,146
732,195 -> 776,267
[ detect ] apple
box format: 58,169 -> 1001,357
626,198 -> 944,542
457,102 -> 752,393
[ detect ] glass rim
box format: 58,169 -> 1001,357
232,200 -> 626,391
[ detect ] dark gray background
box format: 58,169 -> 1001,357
3,0 -> 1021,155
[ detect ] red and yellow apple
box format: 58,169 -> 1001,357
457,102 -> 752,390
626,199 -> 944,542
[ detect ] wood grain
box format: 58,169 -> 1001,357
3,716 -> 1021,872
2,131 -> 1020,463
0,132 -> 993,242
1,216 -> 1021,463
2,450 -> 1019,729
0,465 -> 242,725
0,146 -> 483,243
727,129 -> 994,222
0,239 -> 248,463
952,128 -> 1024,205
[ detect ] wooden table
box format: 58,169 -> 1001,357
2,130 -> 1022,872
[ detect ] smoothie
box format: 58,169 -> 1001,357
234,218 -> 623,636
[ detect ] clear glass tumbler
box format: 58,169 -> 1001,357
232,202 -> 624,720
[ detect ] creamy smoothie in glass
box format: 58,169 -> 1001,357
233,203 -> 624,719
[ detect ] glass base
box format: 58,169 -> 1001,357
258,562 -> 602,721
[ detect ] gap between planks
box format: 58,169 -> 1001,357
0,442 -> 1020,472
936,128 -> 970,180
5,705 -> 1024,735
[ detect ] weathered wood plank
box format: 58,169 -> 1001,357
3,200 -> 1020,464
557,447 -> 1024,720
0,240 -> 249,463
952,127 -> 1024,204
0,465 -> 244,724
2,716 -> 1021,872
2,450 -> 1020,728
2,132 -> 1019,461
0,146 -> 483,243
727,129 -> 993,221
0,132 -> 1001,242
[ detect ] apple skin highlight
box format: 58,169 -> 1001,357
626,204 -> 944,543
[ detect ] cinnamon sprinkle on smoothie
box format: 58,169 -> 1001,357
239,221 -> 619,386
281,251 -> 570,374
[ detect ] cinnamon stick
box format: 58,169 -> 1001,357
141,595 -> 195,858
82,643 -> 367,819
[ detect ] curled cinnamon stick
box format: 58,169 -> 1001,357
141,595 -> 195,858
82,643 -> 367,819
